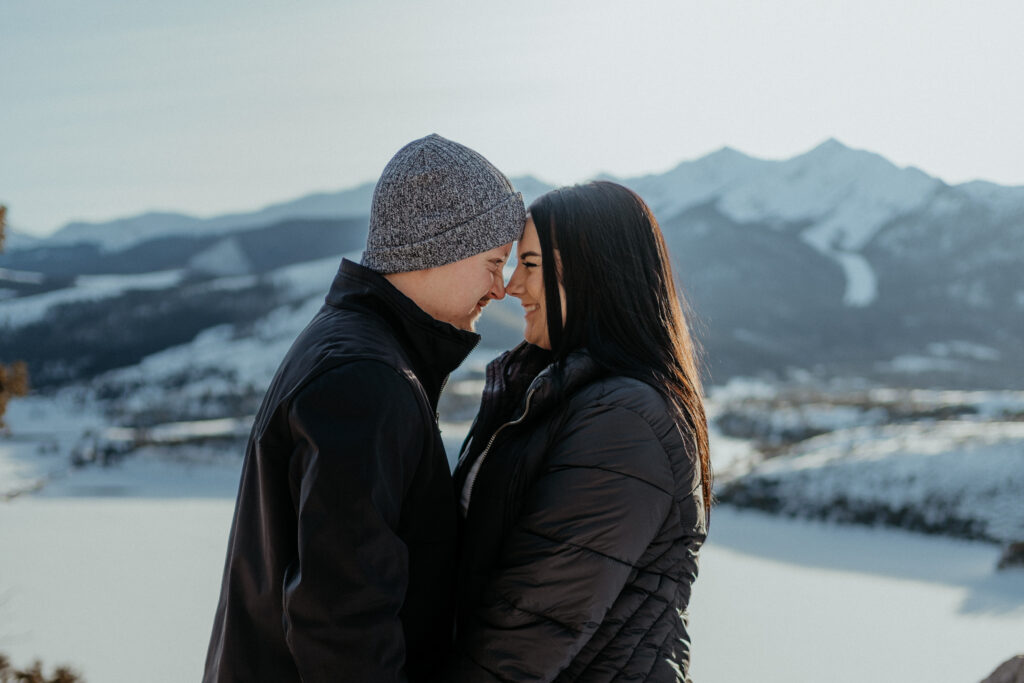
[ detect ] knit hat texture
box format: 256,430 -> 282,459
362,134 -> 526,273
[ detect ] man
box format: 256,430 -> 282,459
203,134 -> 525,682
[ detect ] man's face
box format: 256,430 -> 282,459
422,243 -> 512,331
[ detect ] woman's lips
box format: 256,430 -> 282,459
522,303 -> 540,317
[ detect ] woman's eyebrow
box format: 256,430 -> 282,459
519,250 -> 541,259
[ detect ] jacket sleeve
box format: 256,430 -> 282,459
282,361 -> 427,683
452,401 -> 676,682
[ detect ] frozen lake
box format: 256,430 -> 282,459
687,508 -> 1023,683
1,491 -> 1020,683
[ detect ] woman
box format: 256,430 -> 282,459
449,181 -> 712,682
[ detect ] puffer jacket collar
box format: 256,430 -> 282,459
455,343 -> 605,482
490,342 -> 605,419
326,258 -> 480,408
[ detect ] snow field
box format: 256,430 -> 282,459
732,421 -> 1024,544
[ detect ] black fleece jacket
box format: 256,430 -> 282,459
204,259 -> 478,683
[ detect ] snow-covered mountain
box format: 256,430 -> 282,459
3,142 -> 1023,551
2,139 -> 1022,393
621,139 -> 983,310
34,182 -> 377,253
2,228 -> 42,251
19,175 -> 555,255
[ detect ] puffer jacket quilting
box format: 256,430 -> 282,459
451,344 -> 707,682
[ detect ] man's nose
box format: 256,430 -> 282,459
489,272 -> 506,300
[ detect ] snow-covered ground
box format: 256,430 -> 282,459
0,270 -> 184,328
2,371 -> 1022,681
0,392 -> 107,499
709,380 -> 1024,546
723,421 -> 1024,542
815,245 -> 877,307
0,492 -> 1020,683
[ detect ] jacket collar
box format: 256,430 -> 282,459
454,342 -> 604,482
325,259 -> 480,406
487,342 -> 605,422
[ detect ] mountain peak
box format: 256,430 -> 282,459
814,137 -> 849,152
797,138 -> 864,165
706,145 -> 748,160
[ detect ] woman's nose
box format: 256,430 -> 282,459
505,264 -> 525,297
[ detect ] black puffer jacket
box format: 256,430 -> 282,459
450,344 -> 707,682
204,259 -> 478,682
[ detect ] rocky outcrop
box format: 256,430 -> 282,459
997,543 -> 1024,571
982,655 -> 1024,683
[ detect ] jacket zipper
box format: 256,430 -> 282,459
463,379 -> 542,509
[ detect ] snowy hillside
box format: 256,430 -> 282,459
0,269 -> 184,328
626,139 -> 1018,311
712,381 -> 1024,547
2,139 -> 1023,550
2,228 -> 41,251
724,420 -> 1024,543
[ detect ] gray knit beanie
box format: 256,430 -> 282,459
361,134 -> 526,273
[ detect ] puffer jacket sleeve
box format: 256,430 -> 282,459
283,361 -> 426,683
452,398 -> 676,682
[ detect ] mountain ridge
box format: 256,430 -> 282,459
2,138 -> 1021,391
14,139 -> 1024,256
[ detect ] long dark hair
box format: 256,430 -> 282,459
529,181 -> 712,516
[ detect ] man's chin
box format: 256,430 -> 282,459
449,302 -> 489,332
454,312 -> 483,333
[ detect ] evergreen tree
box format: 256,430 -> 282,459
0,652 -> 83,682
0,205 -> 31,428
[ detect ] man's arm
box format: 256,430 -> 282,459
282,361 -> 427,682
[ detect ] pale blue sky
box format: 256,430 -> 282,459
3,0 -> 1023,236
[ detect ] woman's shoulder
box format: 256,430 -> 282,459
570,374 -> 672,422
569,374 -> 696,452
554,374 -> 697,492
566,374 -> 681,439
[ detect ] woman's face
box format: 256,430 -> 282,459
506,217 -> 566,350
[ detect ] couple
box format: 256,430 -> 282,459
204,134 -> 711,682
